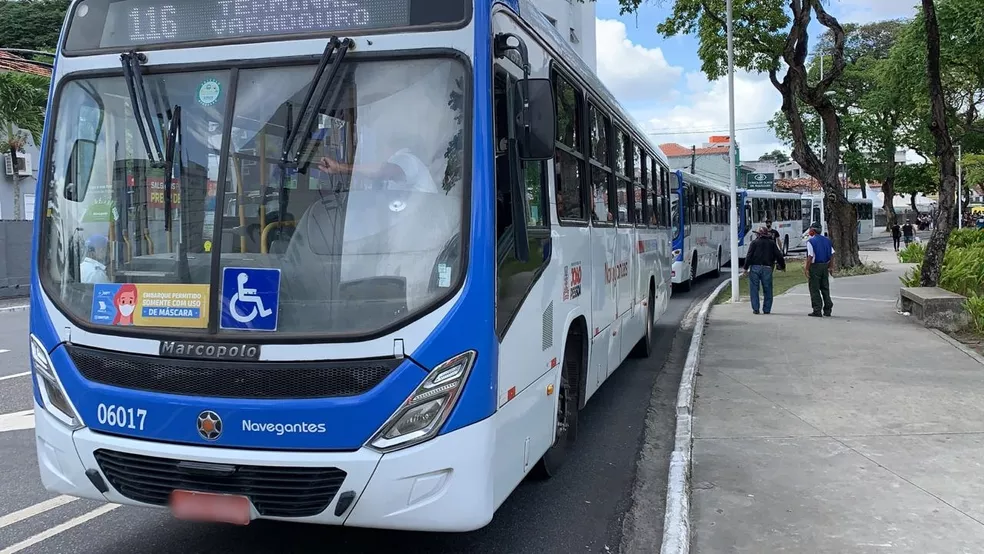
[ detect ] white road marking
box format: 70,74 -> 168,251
0,496 -> 78,530
0,504 -> 120,554
0,372 -> 29,382
0,410 -> 34,433
0,350 -> 10,354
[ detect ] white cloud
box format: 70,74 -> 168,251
595,19 -> 683,103
592,18 -> 787,161
638,70 -> 785,160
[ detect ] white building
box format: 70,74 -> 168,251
534,0 -> 597,71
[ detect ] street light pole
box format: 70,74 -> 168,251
957,144 -> 963,229
819,52 -> 824,162
727,0 -> 739,302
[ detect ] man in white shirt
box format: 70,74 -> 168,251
80,235 -> 110,284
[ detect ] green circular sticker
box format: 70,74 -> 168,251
197,79 -> 221,106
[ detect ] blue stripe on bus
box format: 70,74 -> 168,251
29,25 -> 64,410
437,1 -> 499,436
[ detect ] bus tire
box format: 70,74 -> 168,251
534,327 -> 583,479
783,235 -> 789,255
630,284 -> 655,358
679,253 -> 695,292
710,248 -> 722,277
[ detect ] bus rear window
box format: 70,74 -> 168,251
63,0 -> 470,53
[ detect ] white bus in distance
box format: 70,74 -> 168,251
670,171 -> 730,291
736,189 -> 804,257
801,194 -> 874,242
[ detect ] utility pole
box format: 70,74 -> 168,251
727,0 -> 739,302
957,144 -> 963,228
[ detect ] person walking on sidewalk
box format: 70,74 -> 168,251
743,227 -> 786,315
902,220 -> 914,246
804,223 -> 835,317
891,223 -> 901,252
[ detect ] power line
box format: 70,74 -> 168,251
647,124 -> 772,136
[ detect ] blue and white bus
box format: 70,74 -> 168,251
30,0 -> 676,532
801,194 -> 874,242
736,189 -> 804,257
670,171 -> 730,291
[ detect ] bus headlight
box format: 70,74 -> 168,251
368,350 -> 476,453
30,334 -> 81,429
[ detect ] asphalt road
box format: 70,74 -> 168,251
0,277 -> 723,554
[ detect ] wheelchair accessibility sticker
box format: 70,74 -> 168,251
220,267 -> 281,331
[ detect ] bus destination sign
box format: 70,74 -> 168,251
64,0 -> 468,51
104,0 -> 407,47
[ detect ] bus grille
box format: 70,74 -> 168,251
67,344 -> 400,399
93,449 -> 347,518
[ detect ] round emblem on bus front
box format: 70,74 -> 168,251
197,410 -> 222,441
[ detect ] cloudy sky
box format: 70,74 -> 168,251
593,0 -> 920,161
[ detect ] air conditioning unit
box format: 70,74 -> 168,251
3,153 -> 33,176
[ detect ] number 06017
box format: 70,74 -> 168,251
96,403 -> 147,431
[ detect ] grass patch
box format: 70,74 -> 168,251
715,260 -> 808,304
833,261 -> 886,277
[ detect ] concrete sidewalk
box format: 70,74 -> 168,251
691,249 -> 984,553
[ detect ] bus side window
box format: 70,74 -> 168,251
552,71 -> 586,222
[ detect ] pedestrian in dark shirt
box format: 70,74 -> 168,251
902,221 -> 914,245
805,223 -> 835,317
891,223 -> 901,252
765,219 -> 781,249
743,227 -> 786,315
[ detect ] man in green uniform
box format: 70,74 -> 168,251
804,223 -> 835,317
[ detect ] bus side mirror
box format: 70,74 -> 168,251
64,138 -> 97,202
513,78 -> 555,161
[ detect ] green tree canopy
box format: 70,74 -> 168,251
0,71 -> 48,154
758,149 -> 789,163
0,0 -> 69,53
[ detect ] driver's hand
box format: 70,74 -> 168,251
318,157 -> 347,174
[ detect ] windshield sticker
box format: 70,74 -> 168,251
196,79 -> 221,107
437,264 -> 452,288
90,284 -> 210,328
220,267 -> 281,332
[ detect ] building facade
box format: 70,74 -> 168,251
658,136 -> 749,187
533,0 -> 597,71
0,51 -> 49,222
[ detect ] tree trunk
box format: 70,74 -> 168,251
826,192 -> 861,267
910,193 -> 918,214
919,0 -> 958,287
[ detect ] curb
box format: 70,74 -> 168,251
660,278 -> 730,554
0,304 -> 29,314
930,329 -> 984,367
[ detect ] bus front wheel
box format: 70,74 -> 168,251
534,327 -> 583,479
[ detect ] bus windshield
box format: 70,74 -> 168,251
41,56 -> 467,337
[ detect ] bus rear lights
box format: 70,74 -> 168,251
368,351 -> 476,453
30,334 -> 81,429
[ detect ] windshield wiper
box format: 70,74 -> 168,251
280,37 -> 354,171
163,105 -> 181,230
120,51 -> 165,167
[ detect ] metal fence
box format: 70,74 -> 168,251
0,220 -> 33,298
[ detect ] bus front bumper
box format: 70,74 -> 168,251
35,401 -> 496,532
